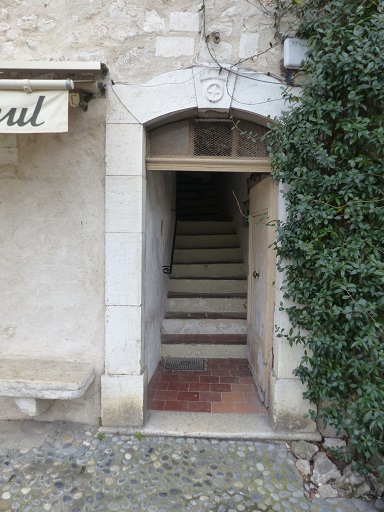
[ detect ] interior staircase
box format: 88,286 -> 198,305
161,174 -> 248,352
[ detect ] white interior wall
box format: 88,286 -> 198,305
220,173 -> 251,269
145,170 -> 176,380
0,101 -> 106,423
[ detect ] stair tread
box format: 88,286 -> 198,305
162,334 -> 247,345
164,312 -> 247,320
170,274 -> 247,279
168,292 -> 247,298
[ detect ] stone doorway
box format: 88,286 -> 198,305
145,169 -> 273,416
103,67 -> 315,434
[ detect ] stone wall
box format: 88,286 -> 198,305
0,0 -> 282,82
0,102 -> 106,423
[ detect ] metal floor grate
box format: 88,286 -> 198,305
164,357 -> 205,371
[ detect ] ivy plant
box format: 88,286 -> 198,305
268,0 -> 384,478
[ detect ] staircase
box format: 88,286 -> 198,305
161,174 -> 248,353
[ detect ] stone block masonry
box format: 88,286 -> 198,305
155,36 -> 195,58
170,12 -> 200,32
0,0 -> 282,82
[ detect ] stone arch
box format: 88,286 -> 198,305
102,66 -> 316,436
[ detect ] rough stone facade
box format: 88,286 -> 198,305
0,0 -> 281,82
0,0 -> 315,433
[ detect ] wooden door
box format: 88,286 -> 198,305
247,175 -> 278,407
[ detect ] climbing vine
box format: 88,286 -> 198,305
268,0 -> 384,478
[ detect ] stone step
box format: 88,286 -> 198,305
174,234 -> 239,249
178,198 -> 219,208
178,206 -> 221,215
173,248 -> 242,264
161,344 -> 247,358
161,333 -> 247,345
177,215 -> 226,222
164,312 -> 247,320
168,279 -> 247,295
171,263 -> 246,279
176,221 -> 235,235
178,192 -> 219,201
178,183 -> 215,191
162,318 -> 247,336
166,297 -> 247,314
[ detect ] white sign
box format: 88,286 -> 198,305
0,90 -> 69,133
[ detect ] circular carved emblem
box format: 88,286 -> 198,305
204,81 -> 224,103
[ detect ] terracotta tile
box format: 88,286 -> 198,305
212,402 -> 236,413
205,363 -> 220,370
164,400 -> 189,412
231,384 -> 255,393
234,402 -> 259,414
212,369 -> 231,377
148,400 -> 165,410
243,392 -> 262,404
206,358 -> 224,364
148,389 -> 156,400
220,377 -> 240,384
200,376 -> 219,383
258,403 -> 268,414
158,374 -> 180,382
179,374 -> 200,383
231,358 -> 247,364
222,360 -> 238,368
149,380 -> 169,391
222,392 -> 244,403
168,382 -> 190,391
155,390 -> 179,401
193,370 -> 212,376
199,391 -> 222,402
210,383 -> 231,393
178,391 -> 199,402
188,402 -> 211,413
189,382 -> 210,392
230,370 -> 251,377
173,371 -> 197,378
239,376 -> 255,384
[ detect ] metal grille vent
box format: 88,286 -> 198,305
164,357 -> 205,371
147,118 -> 268,159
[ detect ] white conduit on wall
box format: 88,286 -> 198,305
0,79 -> 74,92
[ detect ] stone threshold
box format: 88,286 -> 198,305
100,410 -> 322,442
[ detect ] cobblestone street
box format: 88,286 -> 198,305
0,422 -> 381,512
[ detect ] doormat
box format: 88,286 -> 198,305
164,357 -> 205,371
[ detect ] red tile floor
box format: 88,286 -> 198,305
148,358 -> 268,414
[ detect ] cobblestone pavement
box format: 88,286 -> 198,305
0,422 -> 380,512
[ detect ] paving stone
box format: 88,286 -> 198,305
291,440 -> 319,461
0,422 -> 377,511
296,458 -> 311,477
318,484 -> 338,498
323,438 -> 347,450
312,454 -> 342,485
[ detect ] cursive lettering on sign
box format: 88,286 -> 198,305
0,95 -> 45,128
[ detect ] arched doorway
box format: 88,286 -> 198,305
102,66 -> 317,435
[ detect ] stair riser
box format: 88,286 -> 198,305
174,234 -> 239,249
176,221 -> 235,235
166,298 -> 247,314
171,264 -> 246,278
162,318 -> 247,335
178,199 -> 219,208
178,207 -> 221,215
174,248 -> 242,264
168,279 -> 247,294
161,344 -> 247,358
